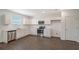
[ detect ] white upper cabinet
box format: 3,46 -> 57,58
23,16 -> 30,25
44,20 -> 50,24
0,15 -> 10,25
4,15 -> 10,25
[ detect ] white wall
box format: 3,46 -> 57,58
2,9 -> 79,43
61,10 -> 79,42
0,10 -> 7,42
0,10 -> 30,43
29,12 -> 61,37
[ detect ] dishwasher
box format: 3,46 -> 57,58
7,30 -> 16,42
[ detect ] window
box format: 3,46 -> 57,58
11,16 -> 21,26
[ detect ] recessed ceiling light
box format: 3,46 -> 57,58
42,11 -> 46,13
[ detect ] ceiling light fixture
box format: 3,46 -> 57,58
42,11 -> 46,13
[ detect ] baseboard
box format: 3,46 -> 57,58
0,42 -> 3,44
2,34 -> 61,43
51,36 -> 61,39
0,41 -> 8,44
16,34 -> 31,40
28,34 -> 51,39
2,34 -> 32,43
0,40 -> 3,44
64,39 -> 79,43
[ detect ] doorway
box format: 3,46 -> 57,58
65,16 -> 79,41
51,20 -> 61,38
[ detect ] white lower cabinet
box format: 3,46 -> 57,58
44,28 -> 51,37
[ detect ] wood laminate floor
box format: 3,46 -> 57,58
0,35 -> 79,50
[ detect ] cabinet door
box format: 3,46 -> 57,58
0,15 -> 10,25
44,28 -> 51,37
51,20 -> 61,37
4,15 -> 10,25
0,29 -> 3,42
0,15 -> 4,25
23,16 -> 30,24
45,20 -> 50,24
0,15 -> 1,25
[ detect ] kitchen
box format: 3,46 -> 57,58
0,9 -> 62,43
0,9 -> 79,45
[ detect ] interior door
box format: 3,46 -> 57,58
51,20 -> 61,37
0,26 -> 4,42
0,15 -> 3,42
65,16 -> 79,41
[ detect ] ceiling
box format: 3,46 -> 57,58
9,9 -> 61,17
